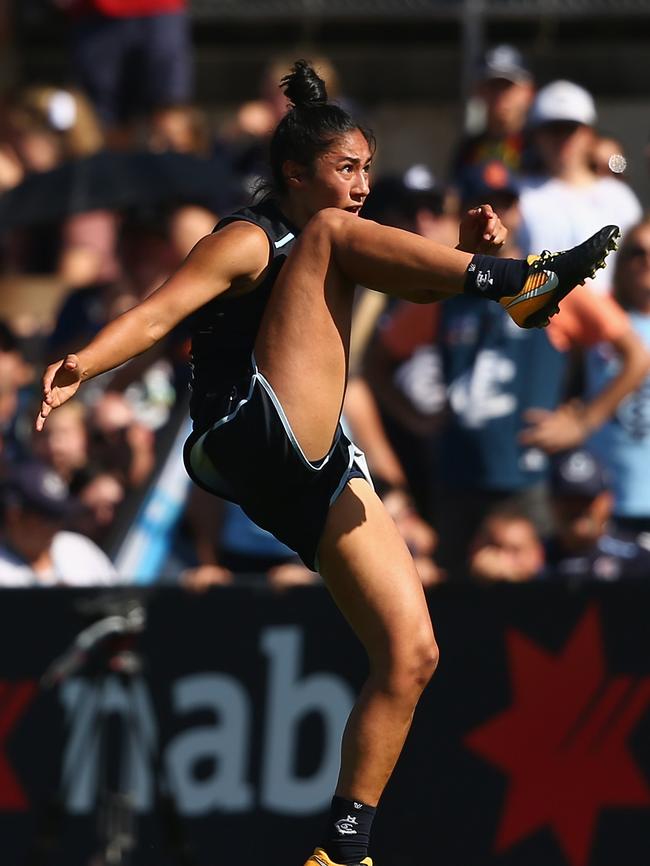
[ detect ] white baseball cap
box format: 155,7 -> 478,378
528,80 -> 597,128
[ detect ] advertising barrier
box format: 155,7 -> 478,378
0,582 -> 649,866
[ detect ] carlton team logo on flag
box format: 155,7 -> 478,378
465,607 -> 650,866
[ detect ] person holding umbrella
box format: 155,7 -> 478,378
36,60 -> 619,866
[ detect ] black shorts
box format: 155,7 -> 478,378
183,358 -> 372,571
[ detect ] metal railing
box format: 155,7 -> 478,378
190,0 -> 650,19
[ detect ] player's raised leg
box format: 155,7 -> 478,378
254,207 -> 620,464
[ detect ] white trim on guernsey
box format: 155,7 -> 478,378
274,232 -> 294,249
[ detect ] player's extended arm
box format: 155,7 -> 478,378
36,222 -> 270,431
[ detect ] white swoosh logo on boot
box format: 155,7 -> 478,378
503,271 -> 559,308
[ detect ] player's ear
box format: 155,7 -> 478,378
283,160 -> 306,188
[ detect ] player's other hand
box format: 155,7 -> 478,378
457,204 -> 508,255
35,354 -> 83,431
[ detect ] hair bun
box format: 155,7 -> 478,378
280,59 -> 328,109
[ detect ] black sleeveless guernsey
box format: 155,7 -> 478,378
183,199 -> 371,570
188,198 -> 298,421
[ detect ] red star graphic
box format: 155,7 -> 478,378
0,679 -> 36,810
465,607 -> 650,866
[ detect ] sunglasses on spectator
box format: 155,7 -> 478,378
619,244 -> 650,262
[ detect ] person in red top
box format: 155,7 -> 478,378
62,1 -> 185,14
55,0 -> 192,146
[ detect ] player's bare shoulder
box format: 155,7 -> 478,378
188,219 -> 272,296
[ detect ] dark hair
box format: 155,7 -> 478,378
266,59 -> 374,196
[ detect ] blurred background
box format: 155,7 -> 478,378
1,2 -> 650,865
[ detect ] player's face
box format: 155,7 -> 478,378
299,128 -> 372,218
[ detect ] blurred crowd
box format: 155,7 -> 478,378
1,6 -> 650,589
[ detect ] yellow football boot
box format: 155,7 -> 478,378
303,848 -> 373,866
500,224 -> 620,328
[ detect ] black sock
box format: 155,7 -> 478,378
322,795 -> 376,864
463,254 -> 530,301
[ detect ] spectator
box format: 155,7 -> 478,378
179,488 -> 319,592
450,44 -> 536,184
144,107 -> 220,264
31,400 -> 89,484
591,133 -> 628,179
586,218 -> 650,535
0,85 -> 121,286
48,205 -> 202,359
456,160 -> 523,253
0,320 -> 33,462
15,84 -> 105,160
360,168 -> 457,514
72,468 -> 125,547
0,461 -> 122,586
546,448 -> 650,580
48,208 -> 198,428
469,507 -> 545,582
362,167 -> 458,247
58,209 -> 121,289
47,276 -> 138,360
88,390 -> 156,488
519,80 -> 642,294
58,0 -> 193,148
0,97 -> 63,181
168,204 -> 219,261
0,100 -> 65,274
147,103 -> 212,157
19,86 -> 120,288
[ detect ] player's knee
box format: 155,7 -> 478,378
413,636 -> 439,689
302,207 -> 351,245
380,633 -> 439,699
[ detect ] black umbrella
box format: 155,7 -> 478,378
0,150 -> 242,229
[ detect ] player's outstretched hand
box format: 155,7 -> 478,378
35,354 -> 83,431
457,204 -> 508,255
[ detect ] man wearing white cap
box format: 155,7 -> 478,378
518,80 -> 642,294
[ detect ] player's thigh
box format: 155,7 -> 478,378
318,477 -> 437,668
253,216 -> 355,463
